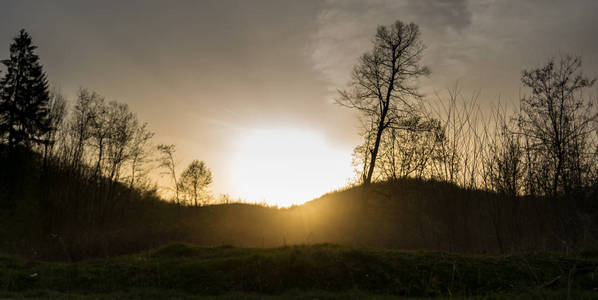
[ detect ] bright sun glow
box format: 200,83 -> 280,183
230,128 -> 352,207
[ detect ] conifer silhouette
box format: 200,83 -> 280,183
0,29 -> 50,148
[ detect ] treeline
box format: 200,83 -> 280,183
0,29 -> 213,206
344,21 -> 598,201
339,20 -> 598,251
0,30 -> 216,258
352,59 -> 598,200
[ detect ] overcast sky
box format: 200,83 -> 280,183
1,0 -> 597,204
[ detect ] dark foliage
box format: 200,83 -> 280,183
0,30 -> 51,148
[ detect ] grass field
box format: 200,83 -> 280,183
2,243 -> 598,299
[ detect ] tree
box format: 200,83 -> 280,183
377,116 -> 444,180
89,95 -> 109,179
67,89 -> 101,170
518,55 -> 597,197
0,29 -> 51,148
104,101 -> 137,183
128,123 -> 154,189
337,20 -> 430,185
41,89 -> 67,165
157,144 -> 180,204
431,86 -> 481,186
179,160 -> 212,207
485,106 -> 523,197
351,115 -> 377,184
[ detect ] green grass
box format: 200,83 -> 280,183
2,243 -> 598,299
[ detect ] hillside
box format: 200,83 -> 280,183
2,145 -> 596,261
2,243 -> 598,299
178,179 -> 589,254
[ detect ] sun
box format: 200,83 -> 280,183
230,128 -> 352,207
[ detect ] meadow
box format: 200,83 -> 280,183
3,243 -> 598,299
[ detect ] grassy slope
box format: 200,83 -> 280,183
2,243 -> 598,299
2,147 -> 591,259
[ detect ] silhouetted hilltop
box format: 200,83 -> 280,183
143,177 -> 597,255
2,147 -> 597,260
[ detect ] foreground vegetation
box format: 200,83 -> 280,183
2,243 -> 598,299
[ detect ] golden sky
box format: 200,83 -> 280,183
2,0 -> 597,205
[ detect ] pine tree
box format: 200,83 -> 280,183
0,29 -> 51,148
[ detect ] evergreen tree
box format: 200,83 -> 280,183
0,29 -> 51,148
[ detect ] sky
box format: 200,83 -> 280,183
1,0 -> 598,206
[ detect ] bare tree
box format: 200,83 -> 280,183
426,85 -> 486,188
67,89 -> 100,170
337,20 -> 430,185
41,89 -> 67,164
89,96 -> 110,180
128,123 -> 154,189
179,159 -> 212,207
518,55 -> 597,197
484,103 -> 523,197
157,144 -> 180,204
104,101 -> 137,184
376,116 -> 444,181
351,115 -> 377,184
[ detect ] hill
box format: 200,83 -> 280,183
2,147 -> 597,260
178,179 -> 590,254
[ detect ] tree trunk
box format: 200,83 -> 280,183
365,106 -> 389,184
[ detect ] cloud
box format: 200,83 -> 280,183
309,0 -> 474,89
404,0 -> 472,32
310,0 -> 598,99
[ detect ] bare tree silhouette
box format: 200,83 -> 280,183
337,21 -> 430,185
518,55 -> 597,197
157,144 -> 180,204
179,159 -> 212,207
